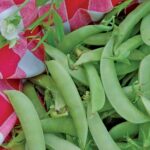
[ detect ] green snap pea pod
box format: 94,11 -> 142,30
117,142 -> 133,150
87,103 -> 120,150
44,43 -> 88,86
84,63 -> 105,112
46,60 -> 88,148
45,134 -> 80,150
140,14 -> 150,46
4,131 -> 25,149
109,122 -> 139,141
11,144 -> 25,150
102,0 -> 132,24
99,78 -> 139,113
129,74 -> 138,85
84,32 -> 111,46
138,54 -> 150,148
74,48 -> 103,66
74,48 -> 141,71
139,44 -> 150,55
23,82 -> 47,119
114,35 -> 143,59
44,89 -> 52,110
138,123 -> 150,148
6,117 -> 76,148
123,84 -> 139,101
98,99 -> 113,113
99,81 -> 139,114
100,37 -> 150,123
121,72 -> 136,87
115,0 -> 150,48
5,90 -> 45,150
30,74 -> 66,110
115,61 -> 139,76
117,141 -> 141,150
129,23 -> 140,38
129,49 -> 146,61
139,54 -> 150,99
58,25 -> 112,54
41,117 -> 76,136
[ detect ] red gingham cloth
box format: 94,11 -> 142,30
0,0 -> 142,148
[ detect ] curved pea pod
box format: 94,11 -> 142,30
44,43 -> 88,86
74,48 -> 103,66
139,44 -> 150,55
141,96 -> 150,116
115,61 -> 139,76
114,35 -> 143,60
41,117 -> 76,136
11,144 -> 25,150
23,82 -> 47,119
84,63 -> 105,112
87,103 -> 120,150
141,14 -> 150,46
138,122 -> 150,148
45,134 -> 80,150
139,54 -> 150,99
109,122 -> 139,141
84,32 -> 111,46
100,37 -> 150,123
46,60 -> 88,148
129,49 -> 146,61
115,0 -> 150,47
138,54 -> 150,117
117,141 -> 142,150
58,24 -> 112,54
102,0 -> 132,24
99,84 -> 140,114
4,90 -> 45,150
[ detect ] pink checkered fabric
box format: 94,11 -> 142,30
0,79 -> 21,145
0,0 -> 45,79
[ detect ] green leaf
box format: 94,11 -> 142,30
32,30 -> 50,51
36,0 -> 49,7
46,27 -> 56,47
53,0 -> 64,8
28,10 -> 52,30
53,10 -> 64,43
0,35 -> 8,48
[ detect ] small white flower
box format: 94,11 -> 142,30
0,19 -> 19,41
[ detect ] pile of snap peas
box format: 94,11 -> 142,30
2,0 -> 150,150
